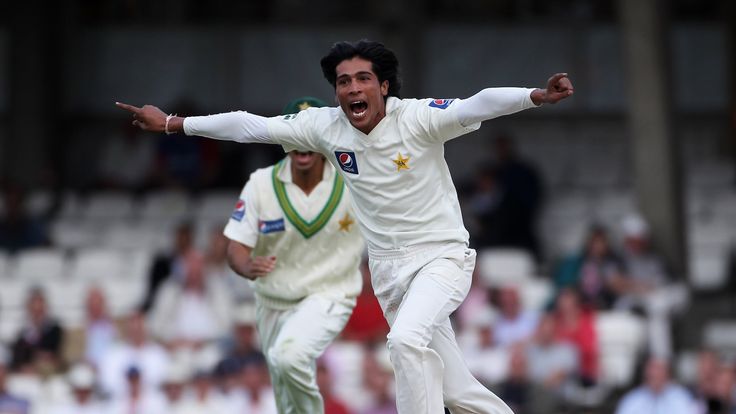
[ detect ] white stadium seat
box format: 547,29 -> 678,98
50,219 -> 102,250
688,247 -> 730,291
596,311 -> 646,387
139,190 -> 192,223
82,191 -> 135,221
703,320 -> 736,353
68,248 -> 127,281
196,191 -> 238,222
477,248 -> 535,287
12,248 -> 67,281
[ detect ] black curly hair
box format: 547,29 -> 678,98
320,40 -> 401,100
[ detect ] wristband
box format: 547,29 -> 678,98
165,114 -> 177,135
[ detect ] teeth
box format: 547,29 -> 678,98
353,109 -> 367,118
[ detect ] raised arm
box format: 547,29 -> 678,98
455,73 -> 574,126
115,102 -> 273,144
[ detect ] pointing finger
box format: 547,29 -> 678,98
115,101 -> 141,113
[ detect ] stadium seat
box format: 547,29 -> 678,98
67,248 -> 126,281
25,191 -> 53,217
50,219 -> 102,250
0,252 -> 8,278
81,191 -> 136,221
518,277 -> 553,311
703,320 -> 736,354
477,248 -> 535,287
12,248 -> 67,281
596,311 -> 646,387
139,190 -> 192,223
688,247 -> 730,291
686,162 -> 734,190
99,278 -> 147,317
99,222 -> 172,253
195,191 -> 239,222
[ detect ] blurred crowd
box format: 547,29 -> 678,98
0,132 -> 735,414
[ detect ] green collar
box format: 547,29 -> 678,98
272,160 -> 345,239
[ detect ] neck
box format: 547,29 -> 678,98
291,159 -> 325,195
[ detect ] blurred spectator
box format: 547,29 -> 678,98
238,356 -> 278,414
466,166 -> 512,250
489,134 -> 544,259
48,363 -> 105,414
341,259 -> 389,344
152,99 -> 221,191
140,221 -> 196,312
493,285 -> 539,347
552,288 -> 598,386
107,366 -> 166,414
218,303 -> 263,367
615,214 -> 689,358
10,287 -> 64,374
204,226 -> 255,304
0,347 -> 30,414
176,369 -> 230,414
459,307 -> 509,386
359,350 -> 397,414
98,312 -> 170,398
81,286 -> 117,368
526,312 -> 579,390
553,225 -> 625,310
149,250 -> 233,349
0,185 -> 49,253
688,349 -> 719,412
456,265 -> 491,331
705,361 -> 736,414
615,357 -> 698,414
159,363 -> 190,413
316,360 -> 351,414
499,345 -> 532,414
97,122 -> 155,192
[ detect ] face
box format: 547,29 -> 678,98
335,57 -> 389,134
288,151 -> 324,172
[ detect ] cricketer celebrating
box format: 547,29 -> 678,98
118,39 -> 574,414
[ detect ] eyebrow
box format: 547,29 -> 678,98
336,71 -> 375,80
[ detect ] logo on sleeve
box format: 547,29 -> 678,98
231,199 -> 245,221
259,218 -> 286,234
334,151 -> 359,174
429,99 -> 454,109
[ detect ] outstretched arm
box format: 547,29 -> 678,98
455,73 -> 574,126
115,102 -> 272,144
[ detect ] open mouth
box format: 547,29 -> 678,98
349,100 -> 368,119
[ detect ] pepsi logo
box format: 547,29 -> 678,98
434,99 -> 446,105
339,153 -> 353,167
235,200 -> 245,210
334,151 -> 359,174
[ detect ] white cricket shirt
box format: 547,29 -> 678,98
224,157 -> 364,308
185,88 -> 538,252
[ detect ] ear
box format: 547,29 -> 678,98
380,80 -> 389,97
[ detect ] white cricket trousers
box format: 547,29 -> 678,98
368,242 -> 513,414
256,293 -> 355,414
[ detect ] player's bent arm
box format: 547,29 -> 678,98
227,240 -> 276,280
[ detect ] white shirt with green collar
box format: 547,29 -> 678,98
224,156 -> 363,309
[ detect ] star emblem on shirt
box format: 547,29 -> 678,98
392,152 -> 410,172
338,213 -> 354,232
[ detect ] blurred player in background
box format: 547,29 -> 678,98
117,39 -> 573,414
222,97 -> 364,413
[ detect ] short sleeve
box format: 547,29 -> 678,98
407,98 -> 481,144
266,108 -> 323,153
223,176 -> 260,248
